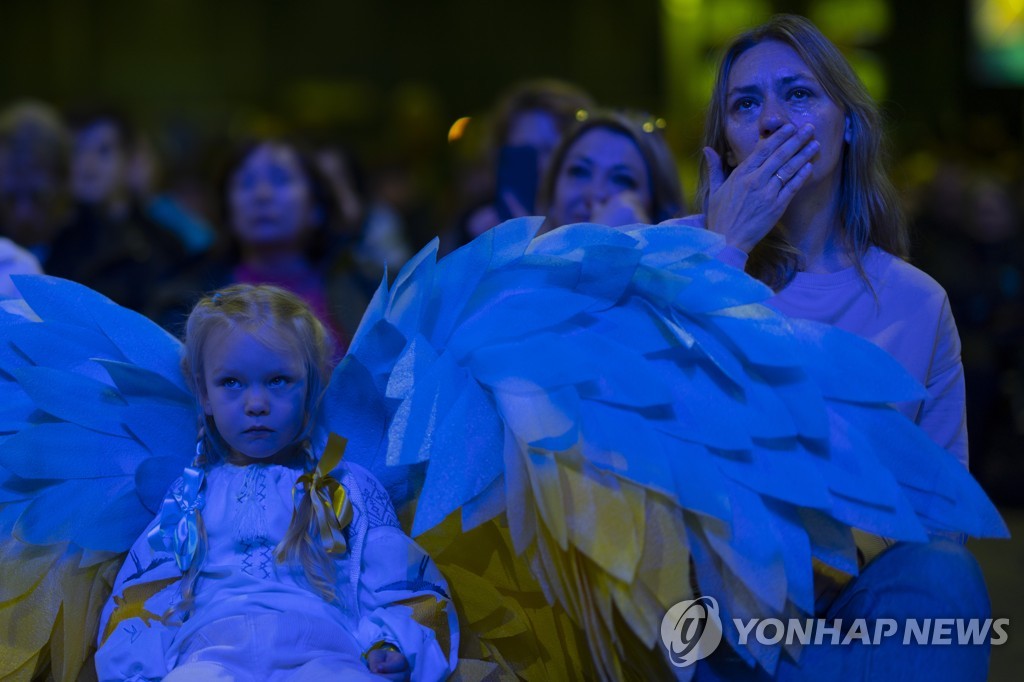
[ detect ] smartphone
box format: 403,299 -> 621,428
495,144 -> 539,221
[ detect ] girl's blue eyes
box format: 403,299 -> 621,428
216,376 -> 291,388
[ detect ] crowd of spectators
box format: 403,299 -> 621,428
0,88 -> 1021,505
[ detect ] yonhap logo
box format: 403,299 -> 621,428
659,598 -> 1009,668
661,596 -> 724,667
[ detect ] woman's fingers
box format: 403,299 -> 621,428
704,147 -> 726,195
743,123 -> 798,170
778,161 -> 814,203
766,125 -> 818,183
704,125 -> 820,253
703,122 -> 824,253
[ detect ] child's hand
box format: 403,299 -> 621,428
366,646 -> 410,681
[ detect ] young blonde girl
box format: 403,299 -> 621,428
96,284 -> 457,681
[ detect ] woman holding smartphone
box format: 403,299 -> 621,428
447,80 -> 593,251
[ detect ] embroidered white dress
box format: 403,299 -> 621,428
95,461 -> 457,682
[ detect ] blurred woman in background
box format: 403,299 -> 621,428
151,138 -> 370,354
46,109 -> 188,313
537,108 -> 685,232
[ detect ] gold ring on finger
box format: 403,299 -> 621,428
775,172 -> 785,184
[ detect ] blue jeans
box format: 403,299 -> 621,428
695,540 -> 992,681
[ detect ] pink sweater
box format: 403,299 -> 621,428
672,217 -> 968,467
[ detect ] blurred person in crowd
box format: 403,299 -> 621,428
444,79 -> 594,252
44,108 -> 188,313
536,108 -> 685,232
150,138 -> 370,353
0,235 -> 43,299
61,109 -> 212,255
127,132 -> 216,256
0,100 -> 70,259
314,144 -> 412,276
914,169 -> 1024,504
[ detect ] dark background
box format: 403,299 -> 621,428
2,0 -> 1019,192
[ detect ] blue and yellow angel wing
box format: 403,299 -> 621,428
0,276 -> 194,682
325,219 -> 1007,680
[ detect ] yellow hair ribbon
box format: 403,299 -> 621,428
296,433 -> 353,555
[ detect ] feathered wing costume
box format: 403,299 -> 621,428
0,219 -> 1007,681
0,278 -> 195,681
323,218 -> 1007,680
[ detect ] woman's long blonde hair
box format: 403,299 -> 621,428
177,284 -> 339,607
